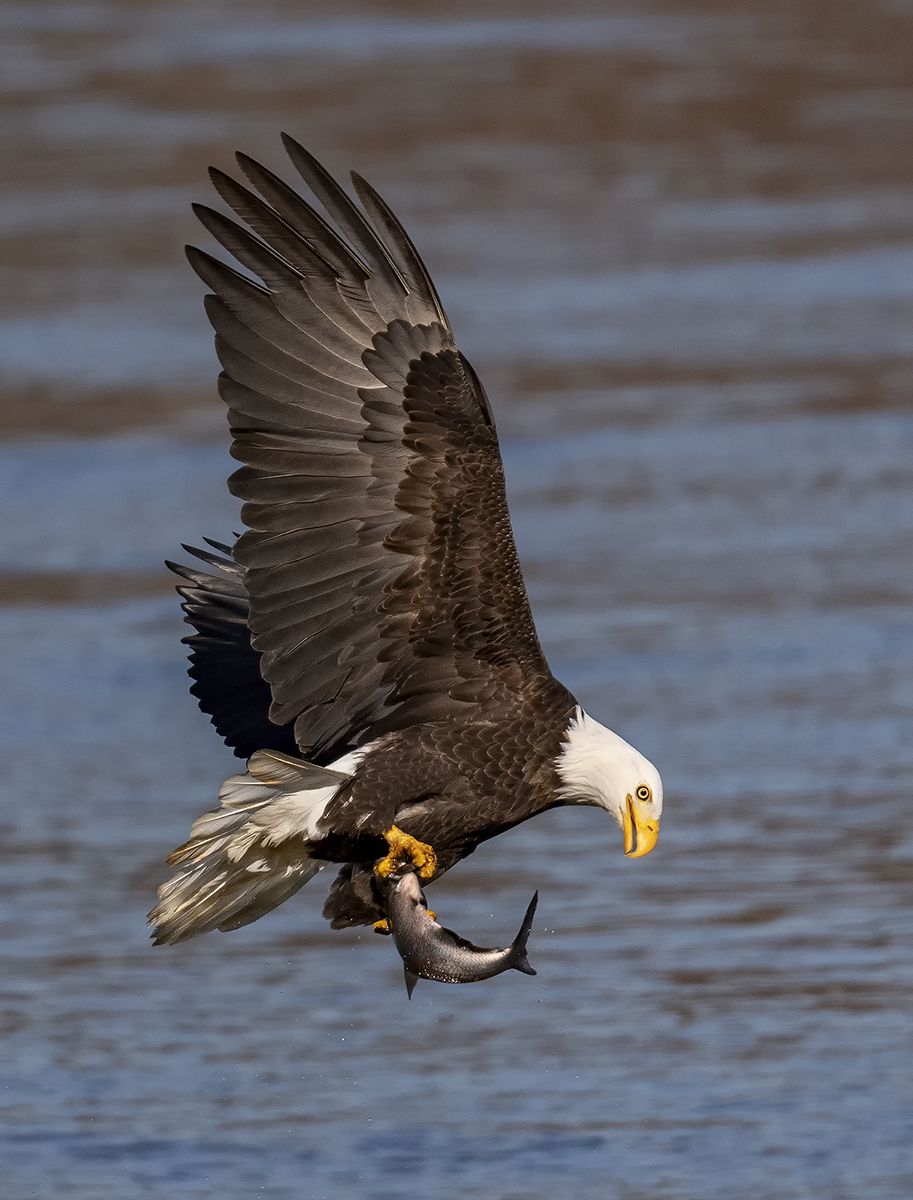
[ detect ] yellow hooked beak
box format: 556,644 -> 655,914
623,794 -> 660,858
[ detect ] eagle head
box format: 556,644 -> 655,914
555,707 -> 663,858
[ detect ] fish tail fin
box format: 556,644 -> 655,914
149,750 -> 347,944
508,890 -> 539,976
404,967 -> 419,998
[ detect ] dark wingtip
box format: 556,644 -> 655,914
280,130 -> 306,157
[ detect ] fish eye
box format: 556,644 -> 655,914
635,784 -> 652,803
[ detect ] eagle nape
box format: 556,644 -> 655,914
149,135 -> 664,978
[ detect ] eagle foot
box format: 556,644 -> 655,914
375,826 -> 437,881
372,919 -> 391,935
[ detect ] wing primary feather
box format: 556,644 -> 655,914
178,543 -> 240,574
207,168 -> 383,351
350,172 -> 449,327
280,135 -> 404,284
232,153 -> 386,337
279,134 -> 414,325
208,166 -> 344,282
194,202 -> 378,381
235,151 -> 371,281
202,537 -> 235,556
193,203 -> 301,285
165,559 -> 229,589
193,206 -> 381,380
186,243 -> 270,298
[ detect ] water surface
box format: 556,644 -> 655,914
2,3 -> 913,1197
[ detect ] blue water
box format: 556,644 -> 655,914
3,2 -> 913,1197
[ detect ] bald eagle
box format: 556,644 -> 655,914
150,137 -> 662,945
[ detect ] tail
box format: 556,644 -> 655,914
149,749 -> 349,944
508,891 -> 539,976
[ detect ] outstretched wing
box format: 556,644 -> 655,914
190,136 -> 561,764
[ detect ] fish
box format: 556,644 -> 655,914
382,869 -> 538,997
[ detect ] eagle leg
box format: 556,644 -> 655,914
375,825 -> 437,880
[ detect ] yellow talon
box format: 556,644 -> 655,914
372,919 -> 391,935
375,825 -> 437,880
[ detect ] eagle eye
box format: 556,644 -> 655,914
635,784 -> 652,802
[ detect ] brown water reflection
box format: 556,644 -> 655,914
3,2 -> 913,1198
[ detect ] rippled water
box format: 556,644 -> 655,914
3,3 -> 913,1197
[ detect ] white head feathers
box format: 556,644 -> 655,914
555,707 -> 663,830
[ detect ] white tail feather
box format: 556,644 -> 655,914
149,749 -> 352,944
